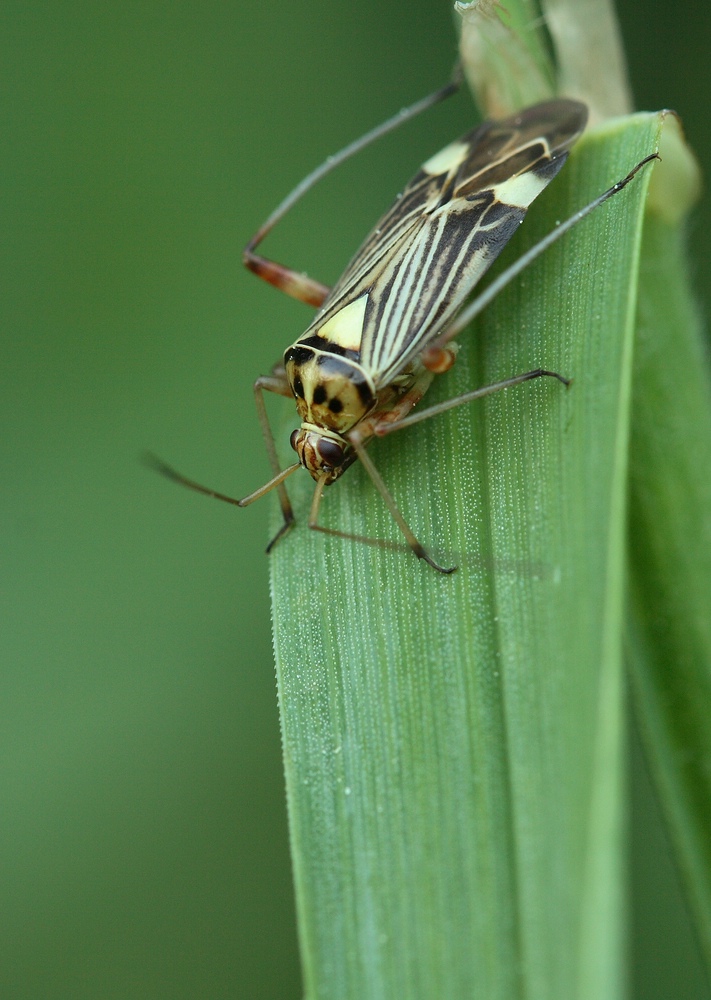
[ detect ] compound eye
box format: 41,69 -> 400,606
289,429 -> 300,452
317,438 -> 345,469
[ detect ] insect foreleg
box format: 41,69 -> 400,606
251,372 -> 300,550
373,369 -> 571,436
306,471 -> 409,556
346,430 -> 456,574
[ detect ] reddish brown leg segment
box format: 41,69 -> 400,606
243,247 -> 331,307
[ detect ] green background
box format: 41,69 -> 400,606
1,3 -> 709,997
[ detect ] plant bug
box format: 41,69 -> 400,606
151,77 -> 656,573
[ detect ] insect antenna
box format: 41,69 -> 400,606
237,464 -> 301,506
245,71 -> 462,259
144,452 -> 300,508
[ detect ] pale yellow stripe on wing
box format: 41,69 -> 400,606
316,294 -> 369,352
491,170 -> 549,209
421,140 -> 470,176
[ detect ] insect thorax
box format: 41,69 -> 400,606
284,342 -> 376,434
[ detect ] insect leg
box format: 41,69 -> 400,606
373,370 -> 571,436
306,472 -> 411,557
250,371 -> 301,550
346,431 -> 457,574
306,463 -> 454,571
242,256 -> 331,308
243,73 -> 461,306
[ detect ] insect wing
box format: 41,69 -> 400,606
296,99 -> 588,387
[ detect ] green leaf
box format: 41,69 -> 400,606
626,120 -> 711,965
270,114 -> 663,999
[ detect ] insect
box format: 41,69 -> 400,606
153,80 -> 656,573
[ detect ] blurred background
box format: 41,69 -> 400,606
1,2 -> 709,997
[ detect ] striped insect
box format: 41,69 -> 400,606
153,82 -> 655,573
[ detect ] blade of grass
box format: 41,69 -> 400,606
270,114 -> 663,1000
626,118 -> 711,969
541,0 -> 633,121
457,0 -> 555,118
